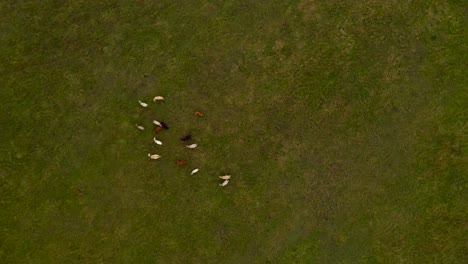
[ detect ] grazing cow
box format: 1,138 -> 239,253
160,121 -> 169,129
155,126 -> 162,134
136,124 -> 145,130
153,137 -> 163,145
138,100 -> 149,107
219,180 -> 229,187
153,120 -> 162,127
191,168 -> 199,175
194,111 -> 204,117
148,153 -> 161,159
153,96 -> 165,102
181,135 -> 192,141
176,160 -> 186,166
186,143 -> 197,149
219,175 -> 231,180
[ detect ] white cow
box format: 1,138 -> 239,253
153,96 -> 165,102
147,153 -> 161,160
153,137 -> 163,145
138,100 -> 149,107
219,180 -> 229,187
219,175 -> 231,180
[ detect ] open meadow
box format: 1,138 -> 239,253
1,0 -> 466,263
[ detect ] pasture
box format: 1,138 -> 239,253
1,0 -> 466,263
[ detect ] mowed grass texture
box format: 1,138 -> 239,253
1,0 -> 466,263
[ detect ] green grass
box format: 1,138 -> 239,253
1,0 -> 466,263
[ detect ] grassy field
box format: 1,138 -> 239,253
1,0 -> 466,263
